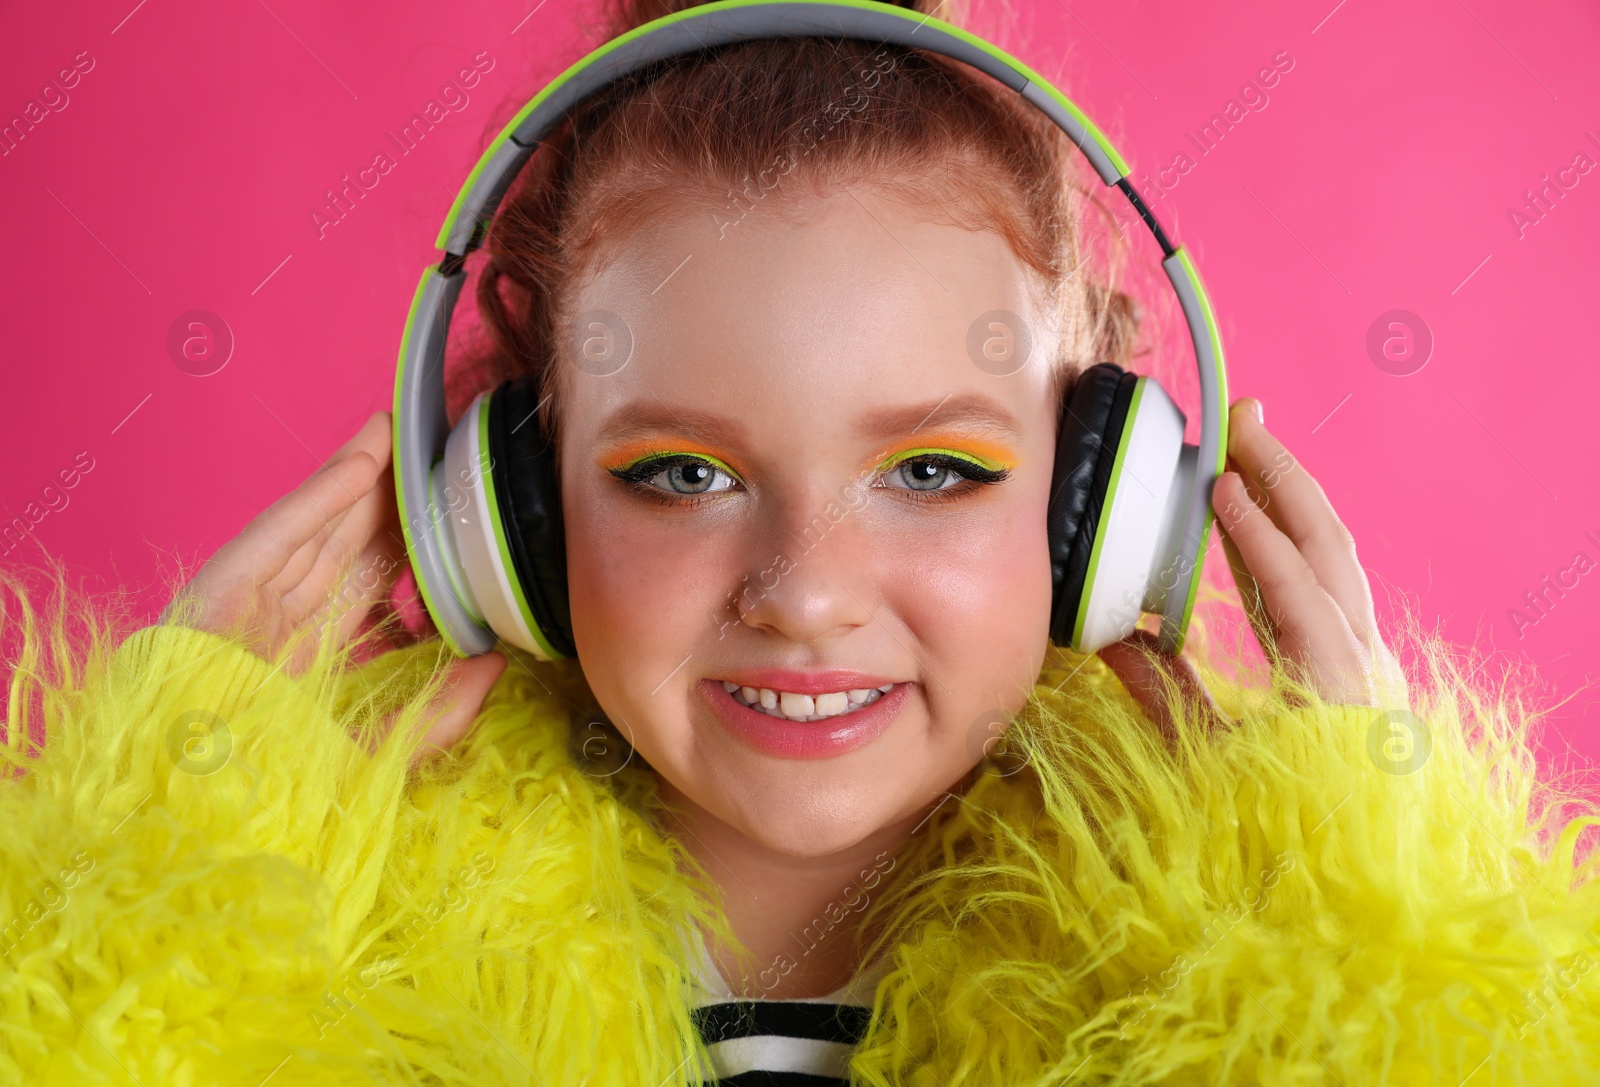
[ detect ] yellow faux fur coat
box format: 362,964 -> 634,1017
3,578 -> 1600,1085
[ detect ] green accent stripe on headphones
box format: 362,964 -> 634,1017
476,399 -> 567,662
1167,247 -> 1228,656
1072,377 -> 1147,650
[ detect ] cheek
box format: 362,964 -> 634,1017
562,488 -> 730,735
888,481 -> 1055,706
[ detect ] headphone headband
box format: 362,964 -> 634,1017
395,0 -> 1227,658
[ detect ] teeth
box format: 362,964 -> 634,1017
815,691 -> 849,715
721,682 -> 894,722
779,691 -> 814,718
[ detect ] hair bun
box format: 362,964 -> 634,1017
598,0 -> 968,41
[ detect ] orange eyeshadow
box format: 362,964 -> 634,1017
598,438 -> 739,473
868,433 -> 1019,472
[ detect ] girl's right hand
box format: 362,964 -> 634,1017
162,412 -> 407,674
161,411 -> 506,762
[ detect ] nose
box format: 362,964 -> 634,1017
729,488 -> 878,644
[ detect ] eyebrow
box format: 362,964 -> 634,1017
853,392 -> 1023,443
596,392 -> 1022,449
597,398 -> 751,449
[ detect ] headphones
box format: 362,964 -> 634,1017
393,0 -> 1228,662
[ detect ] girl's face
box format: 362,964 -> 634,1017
559,184 -> 1061,858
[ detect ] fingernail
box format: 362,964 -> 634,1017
1251,399 -> 1264,425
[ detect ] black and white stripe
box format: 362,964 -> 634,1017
686,933 -> 887,1085
691,1000 -> 873,1084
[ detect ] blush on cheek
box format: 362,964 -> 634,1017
564,508 -> 685,770
889,500 -> 1053,714
568,506 -> 666,661
904,541 -> 1048,655
564,497 -> 736,724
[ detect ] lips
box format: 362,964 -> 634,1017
701,677 -> 907,760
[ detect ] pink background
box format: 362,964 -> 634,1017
3,1 -> 1597,762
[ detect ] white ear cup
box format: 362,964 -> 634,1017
433,392 -> 544,657
1143,442 -> 1200,618
1074,377 -> 1192,653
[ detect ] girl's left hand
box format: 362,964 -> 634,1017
1209,396 -> 1406,709
1097,396 -> 1406,734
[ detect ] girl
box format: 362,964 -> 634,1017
5,0 -> 1600,1082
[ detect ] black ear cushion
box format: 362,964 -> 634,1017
1047,362 -> 1140,647
485,377 -> 577,659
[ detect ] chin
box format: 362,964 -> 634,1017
720,773 -> 908,859
716,749 -> 960,858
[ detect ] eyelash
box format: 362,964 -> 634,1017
878,454 -> 1012,505
607,452 -> 1011,508
607,455 -> 740,508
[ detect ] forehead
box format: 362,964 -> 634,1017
560,186 -> 1058,434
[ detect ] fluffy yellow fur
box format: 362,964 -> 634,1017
3,567 -> 1599,1085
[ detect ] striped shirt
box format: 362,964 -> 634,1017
686,931 -> 889,1085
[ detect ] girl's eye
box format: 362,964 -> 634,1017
654,460 -> 735,495
608,454 -> 739,499
880,452 -> 1010,495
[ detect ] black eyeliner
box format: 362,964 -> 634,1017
899,452 -> 1011,486
607,453 -> 710,485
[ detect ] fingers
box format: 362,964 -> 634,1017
1212,470 -> 1375,702
414,653 -> 507,764
323,458 -> 408,640
270,473 -> 371,594
168,447 -> 378,648
1223,398 -> 1380,644
1096,629 -> 1228,738
325,411 -> 394,475
262,412 -> 394,583
279,464 -> 393,627
226,450 -> 381,587
330,522 -> 412,652
1216,524 -> 1276,657
269,413 -> 397,617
